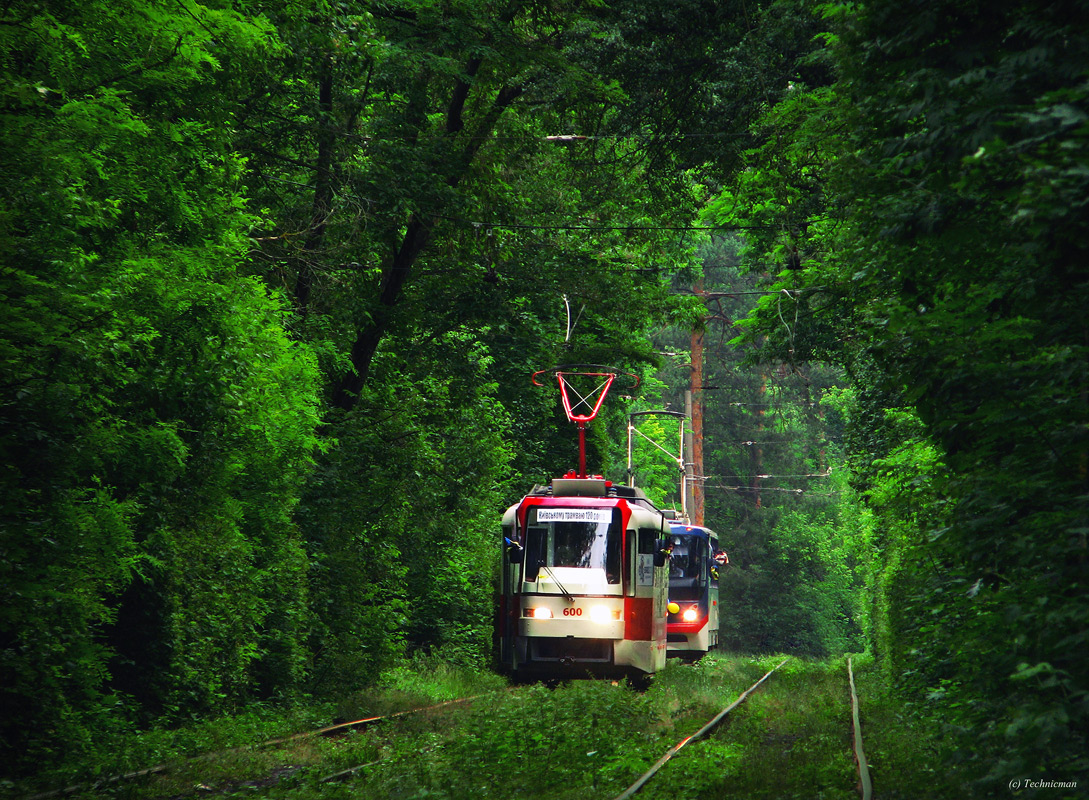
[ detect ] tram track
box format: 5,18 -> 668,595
612,657 -> 790,800
848,657 -> 874,800
313,657 -> 876,799
28,658 -> 879,799
611,656 -> 875,800
26,692 -> 500,800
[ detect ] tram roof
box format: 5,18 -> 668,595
670,522 -> 719,538
519,477 -> 664,516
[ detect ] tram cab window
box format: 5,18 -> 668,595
669,545 -> 692,579
523,519 -> 620,583
668,535 -> 707,593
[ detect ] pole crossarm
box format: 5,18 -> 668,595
626,409 -> 690,518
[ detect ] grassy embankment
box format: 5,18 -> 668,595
22,654 -> 965,800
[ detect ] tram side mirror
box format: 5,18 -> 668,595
504,537 -> 524,564
713,550 -> 729,565
653,538 -> 672,568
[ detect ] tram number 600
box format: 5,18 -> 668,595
562,607 -> 582,617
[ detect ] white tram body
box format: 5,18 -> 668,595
496,474 -> 672,680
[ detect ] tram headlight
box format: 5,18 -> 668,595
530,607 -> 553,619
682,607 -> 699,623
589,605 -> 612,624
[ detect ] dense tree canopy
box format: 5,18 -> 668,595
3,0 -> 1086,791
0,0 -> 780,779
706,0 -> 1089,784
1,0 -> 323,764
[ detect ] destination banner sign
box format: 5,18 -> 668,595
535,508 -> 613,524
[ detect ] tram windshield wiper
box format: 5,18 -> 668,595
541,565 -> 574,604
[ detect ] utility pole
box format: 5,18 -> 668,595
684,391 -> 695,522
690,277 -> 706,526
753,371 -> 765,509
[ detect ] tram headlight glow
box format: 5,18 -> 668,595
589,605 -> 612,624
531,607 -> 553,619
682,607 -> 699,623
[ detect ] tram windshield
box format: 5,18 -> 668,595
668,534 -> 706,594
524,510 -> 621,584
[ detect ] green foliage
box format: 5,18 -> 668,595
718,497 -> 871,658
0,0 -> 321,777
3,0 -> 882,787
646,236 -> 868,660
705,0 -> 1089,785
296,393 -> 412,695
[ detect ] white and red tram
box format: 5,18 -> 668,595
496,473 -> 673,680
496,366 -> 674,681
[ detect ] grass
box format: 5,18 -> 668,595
332,652 -> 508,722
638,654 -> 968,800
21,653 -> 967,800
847,655 -> 968,799
662,657 -> 860,800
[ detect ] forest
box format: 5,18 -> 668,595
1,0 -> 1086,793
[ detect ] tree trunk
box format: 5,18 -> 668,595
295,53 -> 335,317
331,83 -> 523,410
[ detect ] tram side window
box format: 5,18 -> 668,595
710,537 -> 720,586
633,528 -> 659,586
626,530 -> 646,579
624,531 -> 633,586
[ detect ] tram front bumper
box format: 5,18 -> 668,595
520,616 -> 624,639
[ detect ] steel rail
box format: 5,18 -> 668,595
26,766 -> 169,800
847,658 -> 873,800
314,691 -> 513,784
610,657 -> 790,800
321,759 -> 383,783
260,693 -> 490,747
26,693 -> 496,800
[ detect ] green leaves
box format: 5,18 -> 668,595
700,0 -> 1089,785
1,0 -> 324,776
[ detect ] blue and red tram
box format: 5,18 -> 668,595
665,523 -> 726,659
